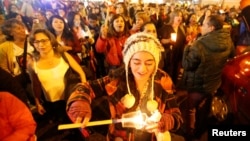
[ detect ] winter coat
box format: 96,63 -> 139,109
95,35 -> 129,67
67,66 -> 183,141
182,28 -> 235,94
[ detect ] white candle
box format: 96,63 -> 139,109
58,119 -> 113,130
171,33 -> 177,42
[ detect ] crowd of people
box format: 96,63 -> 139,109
0,0 -> 249,141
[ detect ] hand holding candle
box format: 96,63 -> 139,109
59,111 -> 150,130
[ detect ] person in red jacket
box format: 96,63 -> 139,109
0,91 -> 37,141
96,14 -> 130,73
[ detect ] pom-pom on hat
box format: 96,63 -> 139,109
121,32 -> 164,108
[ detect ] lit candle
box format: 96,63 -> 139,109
58,111 -> 147,130
171,33 -> 177,42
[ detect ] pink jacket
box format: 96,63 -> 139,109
0,92 -> 37,141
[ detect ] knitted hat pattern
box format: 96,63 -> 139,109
122,32 -> 164,108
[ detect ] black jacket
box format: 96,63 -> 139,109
0,68 -> 28,105
182,28 -> 235,94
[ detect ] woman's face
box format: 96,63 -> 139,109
74,14 -> 81,27
15,14 -> 23,22
52,18 -> 65,33
10,5 -> 18,13
135,17 -> 144,27
130,51 -> 156,81
142,23 -> 157,37
33,33 -> 53,54
45,11 -> 53,20
11,23 -> 26,40
173,12 -> 183,25
113,16 -> 125,33
189,14 -> 197,24
58,9 -> 66,17
115,4 -> 124,14
35,12 -> 44,21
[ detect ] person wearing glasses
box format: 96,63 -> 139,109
27,28 -> 86,140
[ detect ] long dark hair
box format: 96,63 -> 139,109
47,15 -> 74,41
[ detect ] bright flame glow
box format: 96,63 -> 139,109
122,111 -> 147,129
171,33 -> 177,42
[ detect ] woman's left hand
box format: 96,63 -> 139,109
158,113 -> 174,132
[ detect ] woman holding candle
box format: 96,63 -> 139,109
67,32 -> 184,141
158,9 -> 187,86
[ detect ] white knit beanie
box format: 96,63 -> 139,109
122,32 -> 164,108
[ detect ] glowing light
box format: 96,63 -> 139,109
122,111 -> 147,129
25,30 -> 29,35
171,33 -> 177,42
58,110 -> 162,130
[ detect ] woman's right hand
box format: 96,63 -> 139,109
131,23 -> 140,31
37,104 -> 46,115
67,100 -> 92,128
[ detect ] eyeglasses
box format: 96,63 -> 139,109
33,39 -> 50,46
